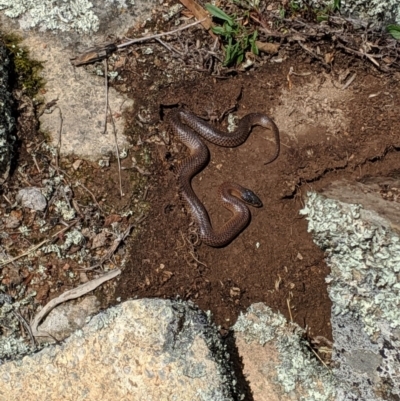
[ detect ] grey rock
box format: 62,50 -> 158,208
293,0 -> 400,24
0,1 -> 159,160
0,40 -> 15,185
37,295 -> 101,342
0,292 -> 36,361
300,181 -> 400,400
0,299 -> 238,401
16,187 -> 47,211
233,303 -> 336,401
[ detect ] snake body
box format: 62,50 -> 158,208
167,109 -> 280,247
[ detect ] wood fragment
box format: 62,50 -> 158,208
255,41 -> 280,54
179,0 -> 215,36
71,19 -> 205,66
30,269 -> 121,338
70,43 -> 118,67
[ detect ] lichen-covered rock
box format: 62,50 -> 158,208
0,0 -> 160,160
0,0 -> 99,33
233,303 -> 336,401
0,40 -> 15,185
36,295 -> 101,343
294,0 -> 400,24
0,299 -> 239,401
300,184 -> 400,401
0,292 -> 36,361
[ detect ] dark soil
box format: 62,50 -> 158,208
3,1 -> 400,360
114,48 -> 400,344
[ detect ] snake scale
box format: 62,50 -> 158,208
167,108 -> 280,247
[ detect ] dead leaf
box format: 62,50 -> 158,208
383,56 -> 394,65
161,270 -> 174,283
104,214 -> 122,227
91,231 -> 109,249
325,52 -> 334,63
255,41 -> 280,54
35,282 -> 50,302
179,0 -> 215,37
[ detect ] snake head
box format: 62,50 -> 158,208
241,189 -> 263,208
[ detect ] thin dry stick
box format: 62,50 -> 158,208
102,59 -> 109,135
30,269 -> 121,337
32,154 -> 42,173
0,219 -> 79,267
55,106 -> 63,169
118,19 -> 206,50
155,37 -> 184,57
287,298 -> 293,322
108,104 -> 124,197
305,342 -> 331,371
76,181 -> 104,212
2,194 -> 12,205
12,310 -> 36,348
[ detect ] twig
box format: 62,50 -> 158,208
30,269 -> 121,338
12,310 -> 36,348
305,342 -> 331,371
70,19 -> 206,66
297,41 -> 330,69
2,194 -> 12,205
287,298 -> 293,322
102,59 -> 109,135
156,37 -> 184,57
55,106 -> 63,169
32,154 -> 42,174
117,19 -> 206,50
342,72 -> 357,89
108,104 -> 124,197
0,220 -> 79,267
76,181 -> 104,212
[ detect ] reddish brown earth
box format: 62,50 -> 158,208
114,50 -> 400,343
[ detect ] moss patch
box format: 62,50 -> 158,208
0,32 -> 44,98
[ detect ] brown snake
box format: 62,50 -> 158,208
167,108 -> 280,247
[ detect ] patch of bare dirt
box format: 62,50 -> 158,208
3,0 -> 400,361
115,50 -> 400,346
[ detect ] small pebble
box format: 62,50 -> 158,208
72,159 -> 83,170
16,187 -> 47,211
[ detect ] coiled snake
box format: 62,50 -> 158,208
167,108 -> 280,247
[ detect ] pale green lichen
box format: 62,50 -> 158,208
0,292 -> 36,362
0,0 -> 99,33
61,229 -> 84,250
233,304 -> 337,400
292,0 -> 400,24
300,192 -> 400,337
54,200 -> 76,221
300,191 -> 400,400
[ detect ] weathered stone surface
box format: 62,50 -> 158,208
37,295 -> 101,342
233,303 -> 336,401
0,40 -> 15,184
0,0 -> 160,160
16,187 -> 47,211
294,0 -> 400,24
300,181 -> 400,401
0,299 -> 238,401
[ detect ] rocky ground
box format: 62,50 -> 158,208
0,0 -> 400,400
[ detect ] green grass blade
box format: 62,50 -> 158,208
205,3 -> 233,25
387,24 -> 400,40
